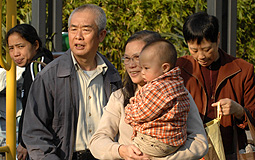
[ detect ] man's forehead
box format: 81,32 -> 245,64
72,9 -> 95,19
70,24 -> 94,28
70,12 -> 96,27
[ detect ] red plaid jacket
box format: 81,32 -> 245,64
125,67 -> 190,146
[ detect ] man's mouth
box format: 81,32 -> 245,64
75,44 -> 85,49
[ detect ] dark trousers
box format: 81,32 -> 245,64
72,149 -> 98,160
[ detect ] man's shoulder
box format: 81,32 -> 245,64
37,52 -> 71,76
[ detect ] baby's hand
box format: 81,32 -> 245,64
129,97 -> 135,104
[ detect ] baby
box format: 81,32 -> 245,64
125,39 -> 190,157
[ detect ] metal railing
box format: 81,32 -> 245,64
0,0 -> 17,160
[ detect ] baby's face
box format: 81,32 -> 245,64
139,49 -> 164,82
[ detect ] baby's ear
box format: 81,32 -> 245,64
162,63 -> 171,73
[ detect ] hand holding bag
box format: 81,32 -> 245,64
203,102 -> 226,160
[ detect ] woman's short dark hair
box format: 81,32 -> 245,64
183,12 -> 219,44
122,30 -> 162,106
6,24 -> 42,50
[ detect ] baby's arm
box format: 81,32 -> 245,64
125,87 -> 170,123
129,97 -> 135,104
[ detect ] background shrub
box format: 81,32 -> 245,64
2,0 -> 255,77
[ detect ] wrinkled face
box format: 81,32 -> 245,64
8,32 -> 38,67
187,38 -> 219,67
68,10 -> 105,59
124,40 -> 146,88
140,48 -> 164,82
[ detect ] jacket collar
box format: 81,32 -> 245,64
56,49 -> 121,83
216,49 -> 241,86
57,49 -> 74,78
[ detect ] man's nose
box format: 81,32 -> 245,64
75,29 -> 84,40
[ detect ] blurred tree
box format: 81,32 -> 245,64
1,0 -> 32,55
62,0 -> 207,77
236,0 -> 255,65
2,0 -> 255,76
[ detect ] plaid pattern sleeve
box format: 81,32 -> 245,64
125,67 -> 190,146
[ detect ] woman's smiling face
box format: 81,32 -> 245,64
124,40 -> 146,88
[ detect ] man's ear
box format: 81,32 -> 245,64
162,63 -> 171,73
99,29 -> 107,43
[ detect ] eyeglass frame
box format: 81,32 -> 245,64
122,53 -> 140,65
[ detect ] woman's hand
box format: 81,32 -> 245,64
17,143 -> 28,160
118,144 -> 151,160
211,98 -> 244,119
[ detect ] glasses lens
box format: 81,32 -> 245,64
122,54 -> 140,65
133,55 -> 139,63
122,57 -> 129,64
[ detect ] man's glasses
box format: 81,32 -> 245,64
122,54 -> 140,65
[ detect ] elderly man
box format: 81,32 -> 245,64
22,4 -> 122,160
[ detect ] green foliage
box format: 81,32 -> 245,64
236,0 -> 255,65
62,0 -> 207,77
1,0 -> 32,55
3,0 -> 255,76
17,0 -> 32,24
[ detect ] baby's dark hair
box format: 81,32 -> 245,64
141,38 -> 177,69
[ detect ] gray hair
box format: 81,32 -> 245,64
68,4 -> 107,32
